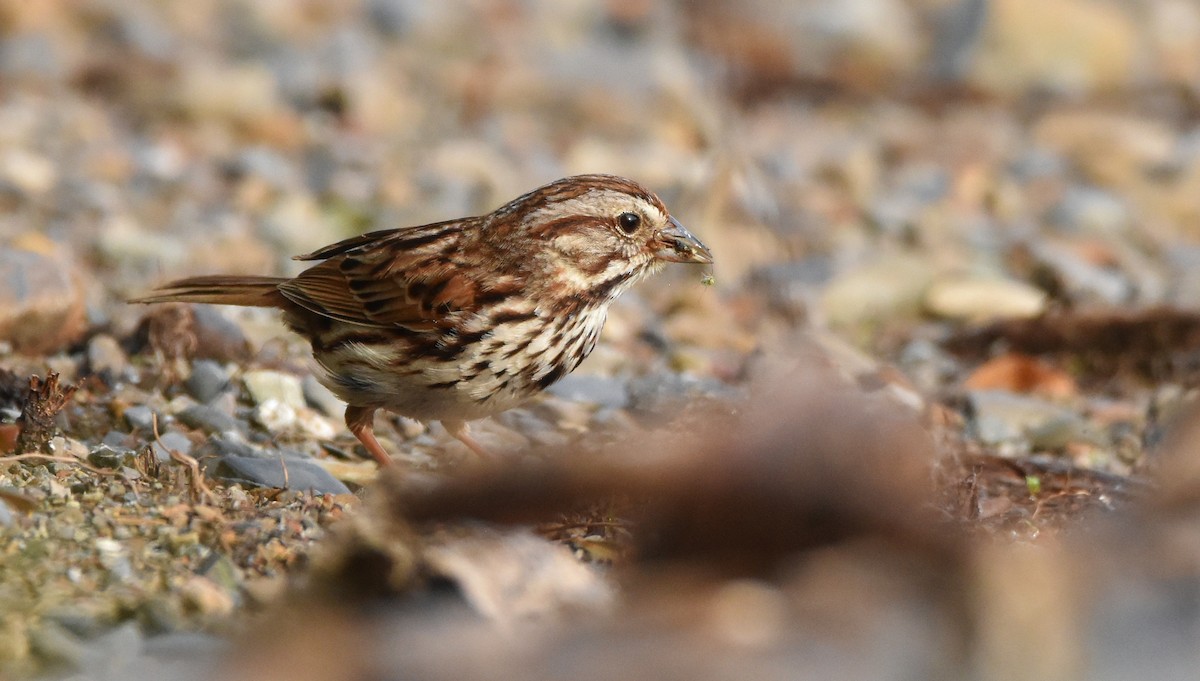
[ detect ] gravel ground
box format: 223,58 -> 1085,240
3,1 -> 1200,679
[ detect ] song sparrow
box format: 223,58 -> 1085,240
134,175 -> 713,466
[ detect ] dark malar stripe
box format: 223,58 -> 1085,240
586,269 -> 637,304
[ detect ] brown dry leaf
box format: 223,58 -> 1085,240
0,486 -> 38,514
964,353 -> 1077,398
0,423 -> 18,454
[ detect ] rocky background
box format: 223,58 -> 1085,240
2,1 -> 1200,679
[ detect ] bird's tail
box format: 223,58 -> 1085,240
130,275 -> 288,308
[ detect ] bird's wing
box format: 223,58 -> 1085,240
279,219 -> 487,330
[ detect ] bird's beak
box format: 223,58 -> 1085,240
655,217 -> 713,264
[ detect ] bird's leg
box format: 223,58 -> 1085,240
345,405 -> 393,467
442,419 -> 494,459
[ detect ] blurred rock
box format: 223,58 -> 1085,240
924,276 -> 1046,322
820,254 -> 935,328
296,409 -> 337,440
175,63 -> 282,124
1033,111 -> 1174,187
1048,186 -> 1131,235
927,0 -> 988,82
687,0 -> 922,94
205,434 -> 258,459
214,455 -> 350,495
177,404 -> 241,435
86,334 -> 130,379
1028,240 -> 1132,305
89,443 -> 137,470
190,307 -> 254,362
0,148 -> 56,196
243,370 -> 306,410
0,238 -> 86,355
121,404 -> 157,432
1024,415 -> 1107,451
254,399 -> 297,433
302,375 -> 345,419
97,214 -> 189,271
970,0 -> 1137,95
1147,0 -> 1200,87
150,430 -> 193,462
969,390 -> 1082,447
186,360 -> 232,403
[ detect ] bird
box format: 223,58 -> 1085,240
133,174 -> 713,466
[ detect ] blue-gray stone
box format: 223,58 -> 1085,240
214,455 -> 349,495
186,360 -> 231,403
122,405 -> 157,431
177,405 -> 240,434
150,431 -> 193,462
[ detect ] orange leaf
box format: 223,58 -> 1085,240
964,353 -> 1076,398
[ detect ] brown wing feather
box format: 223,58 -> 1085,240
279,218 -> 483,329
293,219 -> 471,261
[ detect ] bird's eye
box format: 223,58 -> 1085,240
617,212 -> 641,234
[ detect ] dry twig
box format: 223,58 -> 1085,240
152,413 -> 215,505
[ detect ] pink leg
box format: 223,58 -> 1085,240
345,405 -> 393,467
442,419 -> 494,459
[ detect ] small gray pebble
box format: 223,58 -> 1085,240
151,431 -> 193,462
122,405 -> 157,431
88,444 -> 136,470
214,455 -> 349,495
86,334 -> 129,377
186,360 -> 231,403
100,431 -> 136,451
177,404 -> 240,434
